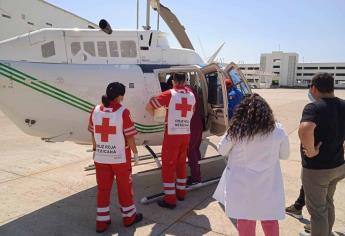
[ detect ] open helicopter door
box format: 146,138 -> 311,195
224,63 -> 252,95
201,63 -> 228,136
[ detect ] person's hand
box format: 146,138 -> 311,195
133,153 -> 139,166
303,142 -> 322,158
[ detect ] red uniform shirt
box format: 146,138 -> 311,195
150,85 -> 193,135
88,101 -> 137,139
150,85 -> 191,119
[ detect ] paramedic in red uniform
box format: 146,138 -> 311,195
146,73 -> 196,209
88,82 -> 143,233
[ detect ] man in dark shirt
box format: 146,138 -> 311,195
299,73 -> 345,236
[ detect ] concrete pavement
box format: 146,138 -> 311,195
0,89 -> 344,236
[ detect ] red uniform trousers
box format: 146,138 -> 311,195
161,132 -> 190,205
95,148 -> 137,226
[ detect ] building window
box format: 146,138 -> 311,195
239,67 -> 246,70
254,67 -> 259,70
336,73 -> 345,76
336,67 -> 345,70
304,67 -> 318,70
297,73 -> 302,76
247,67 -> 253,70
71,42 -> 81,56
83,41 -> 96,56
109,41 -> 119,57
274,72 -> 280,75
1,14 -> 11,19
273,59 -> 281,63
303,73 -> 315,76
297,67 -> 302,70
97,41 -> 108,57
320,67 -> 334,70
273,65 -> 280,68
120,41 -> 137,58
319,73 -> 334,76
41,41 -> 55,58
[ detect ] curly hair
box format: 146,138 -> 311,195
227,93 -> 275,141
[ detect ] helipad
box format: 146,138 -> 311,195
0,89 -> 344,236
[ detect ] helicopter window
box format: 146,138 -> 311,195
229,69 -> 250,95
97,41 -> 107,57
109,41 -> 119,57
71,42 -> 81,56
41,41 -> 55,58
83,41 -> 96,56
120,41 -> 137,58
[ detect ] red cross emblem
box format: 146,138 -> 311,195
95,117 -> 116,142
175,97 -> 192,117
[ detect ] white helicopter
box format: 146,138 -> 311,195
0,0 -> 251,175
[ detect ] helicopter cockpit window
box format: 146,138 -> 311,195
120,41 -> 137,58
41,41 -> 55,58
109,41 -> 119,57
97,41 -> 107,57
71,42 -> 81,56
229,69 -> 250,95
83,41 -> 96,56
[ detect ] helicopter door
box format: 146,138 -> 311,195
201,64 -> 228,136
224,63 -> 252,95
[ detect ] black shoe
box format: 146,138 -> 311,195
285,204 -> 303,219
125,213 -> 143,227
304,223 -> 311,233
157,199 -> 176,209
187,177 -> 201,186
96,222 -> 110,233
177,196 -> 185,201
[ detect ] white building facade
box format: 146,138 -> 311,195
239,51 -> 345,88
236,63 -> 278,89
296,63 -> 345,87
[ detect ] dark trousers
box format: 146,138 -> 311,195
294,185 -> 305,210
302,164 -> 345,236
188,119 -> 203,182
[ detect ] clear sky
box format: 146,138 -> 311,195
47,0 -> 345,64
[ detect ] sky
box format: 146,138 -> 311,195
47,0 -> 345,64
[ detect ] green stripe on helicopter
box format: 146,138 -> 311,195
0,63 -> 165,133
0,63 -> 94,110
0,69 -> 92,113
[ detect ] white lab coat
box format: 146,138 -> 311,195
213,123 -> 289,220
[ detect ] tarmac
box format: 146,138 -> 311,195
0,88 -> 344,236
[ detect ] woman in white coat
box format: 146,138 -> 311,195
213,94 -> 289,236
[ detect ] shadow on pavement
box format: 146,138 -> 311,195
0,157 -> 225,236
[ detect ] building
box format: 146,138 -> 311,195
237,63 -> 278,89
296,63 -> 345,87
0,0 -> 97,41
238,51 -> 345,88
